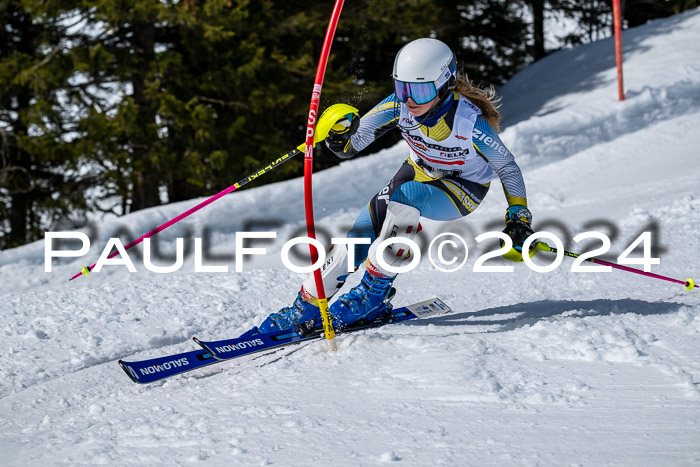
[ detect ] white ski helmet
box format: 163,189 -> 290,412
392,38 -> 457,105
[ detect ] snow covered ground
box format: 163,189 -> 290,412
1,9 -> 700,466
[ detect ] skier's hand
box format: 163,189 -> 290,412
325,114 -> 359,155
501,205 -> 536,262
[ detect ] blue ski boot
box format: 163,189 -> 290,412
329,270 -> 396,328
250,291 -> 321,335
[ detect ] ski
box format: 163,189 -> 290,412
119,297 -> 450,384
119,348 -> 217,384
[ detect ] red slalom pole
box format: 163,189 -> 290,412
613,0 -> 625,101
303,0 -> 345,350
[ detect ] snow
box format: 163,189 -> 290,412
2,9 -> 700,465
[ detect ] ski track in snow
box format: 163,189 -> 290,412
1,9 -> 700,466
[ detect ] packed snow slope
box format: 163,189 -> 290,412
2,9 -> 700,466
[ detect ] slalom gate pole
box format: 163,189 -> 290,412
69,143 -> 307,281
537,242 -> 697,291
303,0 -> 345,351
612,0 -> 625,101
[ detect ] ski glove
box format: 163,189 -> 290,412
502,205 -> 536,261
325,114 -> 360,156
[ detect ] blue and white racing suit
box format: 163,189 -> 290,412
329,92 -> 528,268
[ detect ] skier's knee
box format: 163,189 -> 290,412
391,181 -> 430,209
367,201 -> 421,277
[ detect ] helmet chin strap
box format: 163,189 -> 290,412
416,74 -> 456,118
416,84 -> 454,122
415,101 -> 440,120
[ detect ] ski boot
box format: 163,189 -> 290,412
329,269 -> 396,329
240,291 -> 321,337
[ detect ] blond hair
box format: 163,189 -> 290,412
454,73 -> 501,132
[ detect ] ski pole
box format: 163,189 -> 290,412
69,101 -> 359,281
536,242 -> 697,291
302,0 -> 346,351
69,143 -> 305,281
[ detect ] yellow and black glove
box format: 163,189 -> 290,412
502,205 -> 536,262
325,113 -> 359,156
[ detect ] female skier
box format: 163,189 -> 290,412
243,38 -> 534,336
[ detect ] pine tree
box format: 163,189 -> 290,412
69,1 -> 167,213
0,0 -> 85,248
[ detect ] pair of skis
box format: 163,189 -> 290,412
118,297 -> 450,384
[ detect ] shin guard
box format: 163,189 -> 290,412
366,201 -> 421,277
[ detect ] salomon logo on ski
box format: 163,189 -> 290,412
214,338 -> 265,355
140,357 -> 190,375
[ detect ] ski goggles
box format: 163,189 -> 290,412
393,80 -> 438,105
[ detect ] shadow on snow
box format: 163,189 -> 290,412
405,298 -> 683,333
